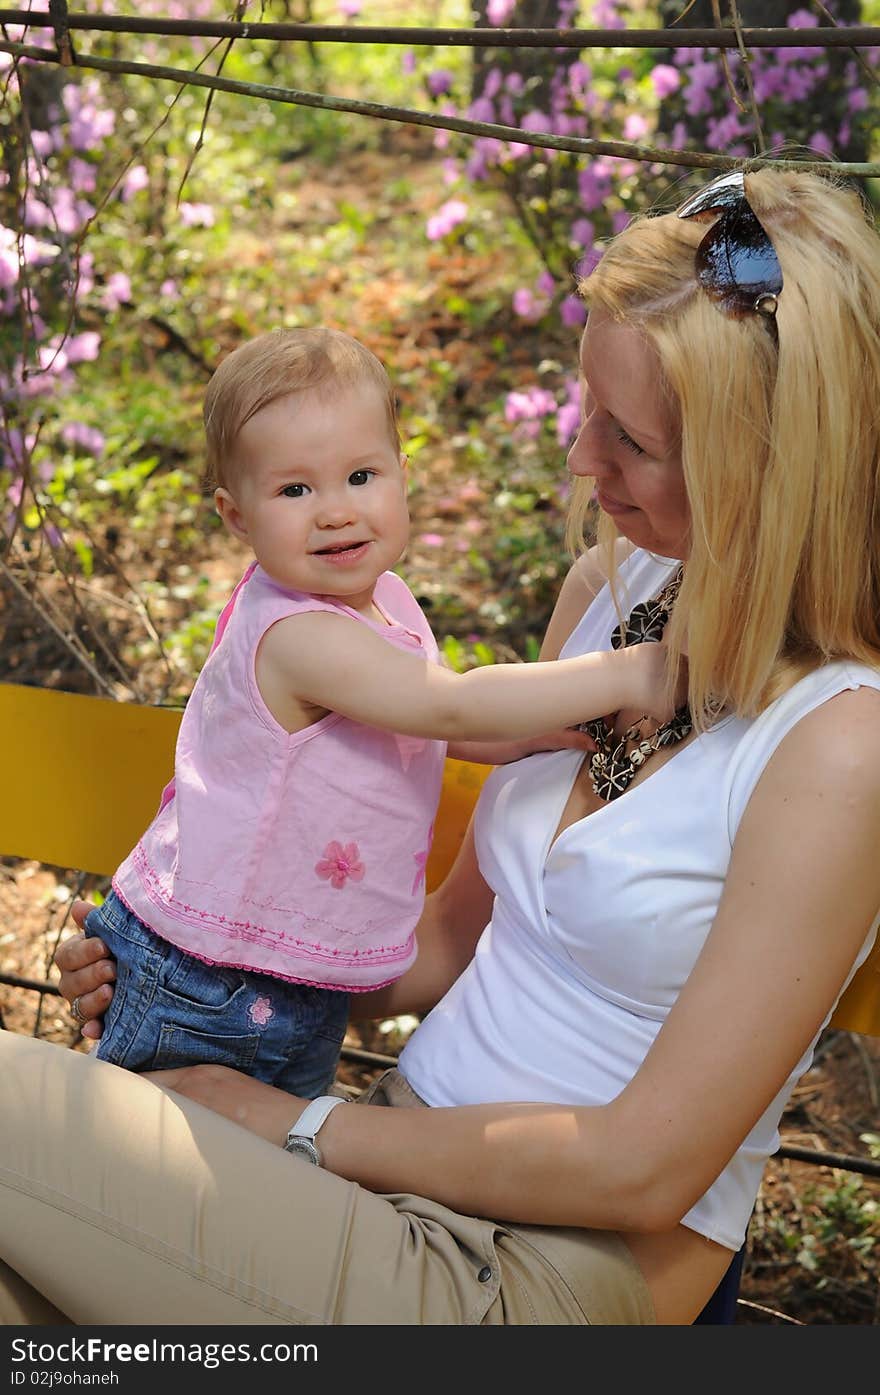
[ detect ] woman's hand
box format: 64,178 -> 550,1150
55,899 -> 116,1039
143,1063 -> 307,1147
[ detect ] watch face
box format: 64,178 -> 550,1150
285,1136 -> 321,1165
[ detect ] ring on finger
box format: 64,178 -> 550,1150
70,995 -> 87,1025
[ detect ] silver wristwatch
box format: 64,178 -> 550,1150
283,1095 -> 347,1166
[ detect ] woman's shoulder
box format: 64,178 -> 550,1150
726,661 -> 880,832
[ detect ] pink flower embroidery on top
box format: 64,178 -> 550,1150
248,995 -> 274,1027
316,841 -> 366,890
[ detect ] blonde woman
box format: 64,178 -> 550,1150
4,166 -> 880,1327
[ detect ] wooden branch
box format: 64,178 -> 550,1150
0,12 -> 878,49
2,40 -> 878,176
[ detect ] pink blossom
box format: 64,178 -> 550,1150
62,80 -> 115,150
179,202 -> 215,229
505,387 -> 557,424
65,331 -> 100,364
121,165 -> 149,201
61,421 -> 105,455
521,109 -> 549,133
512,287 -> 548,321
337,0 -> 362,16
557,399 -> 581,447
48,187 -> 93,236
487,0 -> 515,24
30,130 -> 55,158
623,113 -> 649,142
568,62 -> 592,96
103,272 -> 132,311
482,68 -> 504,101
560,295 -> 586,328
578,164 -> 612,213
570,218 -> 594,249
468,95 -> 495,124
592,0 -> 625,28
39,341 -> 67,373
426,70 -> 453,98
402,50 -> 416,75
809,131 -> 834,156
68,158 -> 97,194
77,251 -> 95,298
418,533 -> 444,547
160,278 -> 180,300
651,64 -> 680,99
426,198 -> 467,241
315,841 -> 365,890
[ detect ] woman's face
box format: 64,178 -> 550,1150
567,310 -> 691,560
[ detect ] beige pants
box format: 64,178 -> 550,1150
0,1034 -> 654,1325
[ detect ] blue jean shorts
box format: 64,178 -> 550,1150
84,890 -> 350,1099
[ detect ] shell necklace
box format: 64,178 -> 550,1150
580,570 -> 692,802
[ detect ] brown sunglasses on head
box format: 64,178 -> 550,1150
677,170 -> 783,329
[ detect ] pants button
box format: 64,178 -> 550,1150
477,1265 -> 493,1283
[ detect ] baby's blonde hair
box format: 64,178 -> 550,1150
570,167 -> 880,727
204,326 -> 400,489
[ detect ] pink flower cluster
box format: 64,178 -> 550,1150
2,22 -> 221,540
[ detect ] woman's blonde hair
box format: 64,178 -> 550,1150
571,167 -> 880,726
203,326 -> 400,489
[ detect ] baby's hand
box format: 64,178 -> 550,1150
625,642 -> 687,724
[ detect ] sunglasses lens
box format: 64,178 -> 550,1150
678,172 -> 783,322
697,204 -> 784,317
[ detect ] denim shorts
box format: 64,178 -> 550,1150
84,890 -> 350,1099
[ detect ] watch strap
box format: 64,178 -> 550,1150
284,1094 -> 346,1154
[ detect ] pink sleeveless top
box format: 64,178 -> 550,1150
113,564 -> 446,990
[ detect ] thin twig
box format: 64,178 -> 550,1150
734,1297 -> 805,1325
0,552 -> 117,696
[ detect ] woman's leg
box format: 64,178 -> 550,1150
0,1035 -> 651,1325
0,1035 -> 505,1325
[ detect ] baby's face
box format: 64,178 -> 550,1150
215,382 -> 409,615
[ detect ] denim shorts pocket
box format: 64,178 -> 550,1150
154,1023 -> 260,1072
156,948 -> 252,1013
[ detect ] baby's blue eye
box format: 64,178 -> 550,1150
281,483 -> 309,498
349,469 -> 373,486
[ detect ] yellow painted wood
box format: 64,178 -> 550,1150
1,681 -> 876,1038
1,682 -> 178,876
829,938 -> 880,1035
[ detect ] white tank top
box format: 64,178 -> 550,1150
400,548 -> 880,1250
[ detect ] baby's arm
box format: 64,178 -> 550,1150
256,610 -> 677,741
